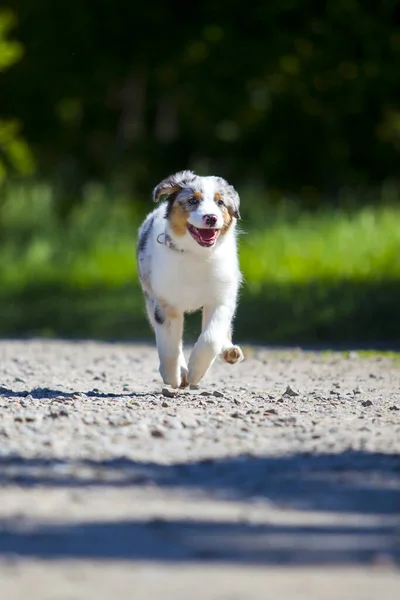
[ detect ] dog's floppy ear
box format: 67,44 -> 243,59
229,187 -> 241,220
215,177 -> 241,219
152,170 -> 197,202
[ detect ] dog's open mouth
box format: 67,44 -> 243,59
187,223 -> 219,247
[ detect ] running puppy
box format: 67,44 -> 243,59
137,170 -> 243,388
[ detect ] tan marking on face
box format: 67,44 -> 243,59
194,191 -> 203,200
220,205 -> 233,236
214,192 -> 222,202
169,202 -> 189,237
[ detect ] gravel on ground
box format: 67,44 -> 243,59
0,339 -> 399,599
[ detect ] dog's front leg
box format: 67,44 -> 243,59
155,310 -> 186,388
188,303 -> 235,386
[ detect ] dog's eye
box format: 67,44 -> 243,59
216,199 -> 225,207
188,197 -> 199,206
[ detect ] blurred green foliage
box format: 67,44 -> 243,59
0,182 -> 400,344
0,9 -> 34,180
3,1 -> 400,197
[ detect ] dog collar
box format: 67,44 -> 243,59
156,232 -> 184,253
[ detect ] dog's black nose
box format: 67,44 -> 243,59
203,214 -> 218,226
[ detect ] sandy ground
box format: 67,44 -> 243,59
0,339 -> 399,599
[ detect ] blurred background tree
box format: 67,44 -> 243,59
0,8 -> 34,181
3,0 -> 400,199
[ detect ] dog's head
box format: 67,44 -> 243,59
153,170 -> 240,249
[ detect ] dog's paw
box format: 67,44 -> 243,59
222,345 -> 244,364
162,376 -> 180,389
179,366 -> 189,389
187,369 -> 201,387
187,361 -> 209,386
161,367 -> 189,389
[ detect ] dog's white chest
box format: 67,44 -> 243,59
152,252 -> 216,311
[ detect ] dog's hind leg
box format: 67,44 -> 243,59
154,303 -> 186,389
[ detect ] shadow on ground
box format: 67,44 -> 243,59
0,452 -> 399,566
1,452 -> 399,514
0,518 -> 397,566
0,385 -> 147,400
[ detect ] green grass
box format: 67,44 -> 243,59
240,206 -> 400,287
1,180 -> 400,345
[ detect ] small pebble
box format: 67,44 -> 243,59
25,412 -> 37,422
181,418 -> 197,429
283,385 -> 300,397
151,428 -> 165,438
162,388 -> 177,398
49,408 -> 70,418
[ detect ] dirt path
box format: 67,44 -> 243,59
0,339 -> 399,599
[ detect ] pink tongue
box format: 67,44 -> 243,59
198,228 -> 216,240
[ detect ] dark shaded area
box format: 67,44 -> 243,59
0,386 -> 149,401
0,518 -> 397,566
1,452 -> 399,515
0,281 -> 150,341
239,279 -> 400,345
1,278 -> 400,345
0,451 -> 399,565
3,2 -> 400,196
